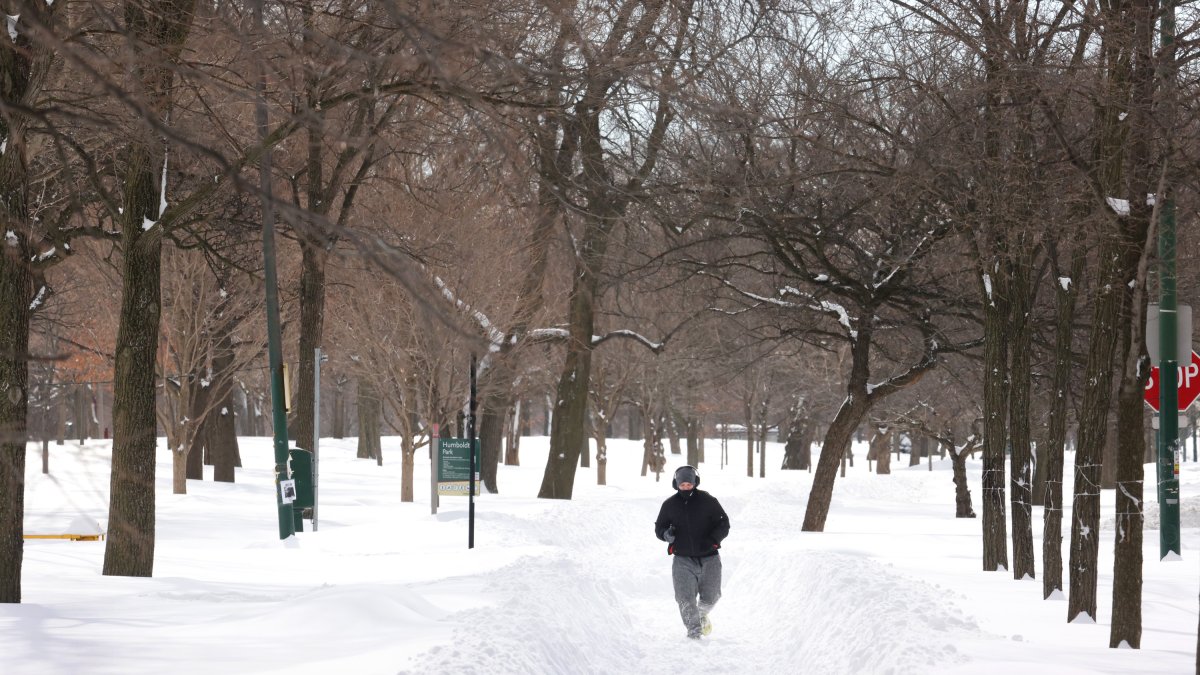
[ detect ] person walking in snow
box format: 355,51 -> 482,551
654,465 -> 730,640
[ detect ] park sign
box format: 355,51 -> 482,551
1144,349 -> 1200,413
437,438 -> 481,496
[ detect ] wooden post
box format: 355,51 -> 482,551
42,439 -> 48,474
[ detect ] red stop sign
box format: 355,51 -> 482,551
1145,350 -> 1200,413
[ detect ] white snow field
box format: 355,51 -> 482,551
3,434 -> 1196,674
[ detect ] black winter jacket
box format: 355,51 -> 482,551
654,489 -> 730,557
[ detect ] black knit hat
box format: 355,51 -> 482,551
672,465 -> 699,489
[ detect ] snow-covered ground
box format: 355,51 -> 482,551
4,435 -> 1196,674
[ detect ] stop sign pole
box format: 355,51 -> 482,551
1157,193 -> 1182,560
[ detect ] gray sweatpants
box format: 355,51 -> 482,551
672,554 -> 722,636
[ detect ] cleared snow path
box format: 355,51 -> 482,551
396,481 -> 980,674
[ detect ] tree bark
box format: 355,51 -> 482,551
980,265 -> 1011,572
102,0 -> 197,580
666,410 -> 682,456
332,377 -> 346,439
539,310 -> 593,498
869,426 -> 893,475
875,431 -> 892,475
595,434 -> 608,486
0,0 -> 55,601
185,377 -> 208,480
1068,238 -> 1125,622
1110,327 -> 1146,647
539,205 -> 614,498
0,228 -> 33,603
686,417 -> 699,466
1043,246 -> 1082,599
478,372 -> 512,493
294,243 -> 327,452
950,441 -> 977,518
401,432 -> 415,502
208,326 -> 239,484
803,392 -> 869,531
356,379 -> 381,461
504,400 -> 521,466
782,412 -> 812,470
1008,258 -> 1036,580
104,173 -> 165,578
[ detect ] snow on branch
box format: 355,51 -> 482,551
703,271 -> 859,341
433,275 -> 505,349
527,327 -> 570,342
591,329 -> 664,353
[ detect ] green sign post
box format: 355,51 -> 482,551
1158,0 -> 1181,561
437,438 -> 481,496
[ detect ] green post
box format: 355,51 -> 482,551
254,0 -> 295,540
1157,0 -> 1181,560
1157,198 -> 1181,559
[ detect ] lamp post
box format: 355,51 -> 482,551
253,0 -> 294,540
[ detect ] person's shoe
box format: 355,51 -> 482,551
687,632 -> 702,640
701,615 -> 713,636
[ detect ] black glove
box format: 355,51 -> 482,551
663,526 -> 676,543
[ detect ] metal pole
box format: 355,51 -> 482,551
468,354 -> 477,549
1157,0 -> 1181,560
253,0 -> 294,540
1158,197 -> 1181,559
431,423 -> 439,515
312,347 -> 322,532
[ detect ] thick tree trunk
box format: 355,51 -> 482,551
951,443 -> 977,518
596,436 -> 608,486
504,400 -> 521,465
75,386 -> 89,443
686,417 -> 699,466
331,378 -> 346,439
208,406 -> 238,484
185,378 -> 207,480
1043,248 -> 1082,599
759,416 -> 768,477
782,416 -> 812,470
208,329 -> 238,483
875,431 -> 892,475
0,6 -> 47,592
803,393 -> 869,531
580,406 -> 591,468
294,244 -> 327,451
171,449 -> 188,495
0,236 -> 34,603
1008,261 -> 1035,581
103,0 -> 196,579
640,409 -> 665,478
356,379 -> 381,461
627,404 -> 642,440
1068,239 -> 1125,622
401,433 -> 415,503
744,403 -> 754,477
539,338 -> 592,498
1101,410 -> 1119,489
104,197 -> 164,578
666,411 -> 682,456
55,391 -> 65,445
868,426 -> 892,474
478,373 -> 511,493
1110,335 -> 1146,647
980,272 -> 1011,572
538,223 -> 605,499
